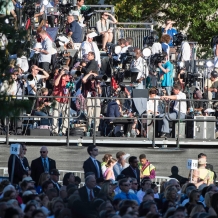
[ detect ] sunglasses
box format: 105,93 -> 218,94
122,184 -> 130,187
40,151 -> 47,153
93,149 -> 98,151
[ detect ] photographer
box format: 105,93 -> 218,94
34,87 -> 53,126
52,66 -> 72,136
158,52 -> 174,95
158,84 -> 187,138
208,71 -> 218,105
96,12 -> 117,51
34,29 -> 53,72
204,71 -> 218,104
27,65 -> 49,96
82,71 -> 101,131
130,48 -> 147,89
81,51 -> 98,75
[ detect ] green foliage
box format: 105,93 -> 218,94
103,0 -> 218,57
0,2 -> 31,119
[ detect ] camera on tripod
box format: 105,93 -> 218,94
150,53 -> 165,67
59,3 -> 74,14
173,32 -> 186,46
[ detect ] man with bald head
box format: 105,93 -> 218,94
31,146 -> 56,185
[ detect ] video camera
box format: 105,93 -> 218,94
56,50 -> 69,65
23,2 -> 40,17
80,6 -> 96,22
173,32 -> 186,46
150,53 -> 165,66
59,3 -> 74,14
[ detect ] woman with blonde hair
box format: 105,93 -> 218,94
103,158 -> 117,180
97,180 -> 114,200
101,154 -> 112,174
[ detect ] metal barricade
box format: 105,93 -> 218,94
58,170 -> 85,187
114,22 -> 154,48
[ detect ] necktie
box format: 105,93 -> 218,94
90,189 -> 94,201
94,160 -> 100,178
43,158 -> 48,172
90,42 -> 94,52
55,183 -> 60,190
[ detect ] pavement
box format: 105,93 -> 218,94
0,143 -> 218,179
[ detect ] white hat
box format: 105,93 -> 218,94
87,32 -> 98,39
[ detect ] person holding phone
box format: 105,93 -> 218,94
96,12 -> 117,51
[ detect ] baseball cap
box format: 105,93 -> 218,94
22,176 -> 35,183
50,169 -> 60,175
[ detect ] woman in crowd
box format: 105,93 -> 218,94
103,158 -> 117,180
98,181 -> 114,201
164,186 -> 179,206
96,12 -> 117,51
101,154 -> 112,174
63,172 -> 75,187
24,203 -> 37,218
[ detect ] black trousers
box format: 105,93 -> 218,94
39,62 -> 50,72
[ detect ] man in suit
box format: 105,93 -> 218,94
31,146 -> 56,185
83,144 -> 103,179
78,175 -> 100,202
50,169 -> 62,192
121,156 -> 140,185
8,144 -> 28,184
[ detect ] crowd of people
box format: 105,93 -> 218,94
0,143 -> 216,218
0,0 -> 218,137
0,0 -> 218,138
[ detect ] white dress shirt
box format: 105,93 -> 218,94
174,91 -> 187,114
181,41 -> 191,61
81,41 -> 101,65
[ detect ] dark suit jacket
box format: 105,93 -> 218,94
31,157 -> 56,185
78,186 -> 100,202
82,59 -> 98,75
83,157 -> 103,179
8,154 -> 27,184
121,166 -> 140,184
50,179 -> 62,192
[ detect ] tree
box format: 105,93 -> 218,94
98,0 -> 218,57
0,3 -> 32,124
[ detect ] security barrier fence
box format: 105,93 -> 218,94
0,95 -> 217,147
0,167 -> 170,191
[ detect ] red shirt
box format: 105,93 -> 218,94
53,75 -> 70,103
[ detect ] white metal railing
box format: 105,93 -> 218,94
0,167 -> 169,189
153,176 -> 171,192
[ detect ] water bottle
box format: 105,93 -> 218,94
33,122 -> 37,129
190,107 -> 193,113
127,132 -> 130,138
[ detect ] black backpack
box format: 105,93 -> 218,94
211,35 -> 218,48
